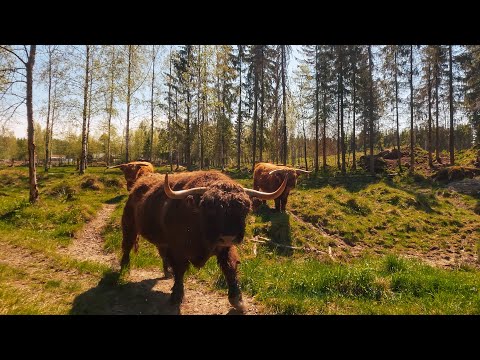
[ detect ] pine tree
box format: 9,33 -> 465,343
459,46 -> 480,144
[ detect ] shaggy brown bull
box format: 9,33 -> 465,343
105,161 -> 155,191
120,170 -> 287,312
253,162 -> 311,212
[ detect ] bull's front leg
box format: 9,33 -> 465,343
156,245 -> 173,279
216,246 -> 246,313
169,257 -> 189,305
280,193 -> 289,212
274,198 -> 281,211
120,205 -> 138,271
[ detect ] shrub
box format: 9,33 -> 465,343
80,177 -> 103,190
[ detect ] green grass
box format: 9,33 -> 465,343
192,252 -> 480,314
0,166 -> 126,314
0,166 -> 126,248
0,256 -> 101,314
286,176 -> 480,255
98,166 -> 480,314
102,199 -> 163,269
456,148 -> 479,167
2,164 -> 480,314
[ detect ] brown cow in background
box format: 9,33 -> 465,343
120,170 -> 287,312
105,161 -> 155,191
253,162 -> 311,212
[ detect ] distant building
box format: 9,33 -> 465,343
50,154 -> 67,165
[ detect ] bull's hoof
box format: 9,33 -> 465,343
162,265 -> 174,279
229,295 -> 247,313
169,289 -> 184,305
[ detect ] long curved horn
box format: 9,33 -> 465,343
164,173 -> 207,199
244,174 -> 288,200
106,164 -> 124,169
294,168 -> 312,174
134,162 -> 152,167
104,164 -> 125,173
268,168 -> 287,175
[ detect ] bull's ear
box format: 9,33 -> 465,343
186,195 -> 197,208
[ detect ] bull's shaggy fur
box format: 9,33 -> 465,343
253,162 -> 300,212
121,170 -> 252,312
110,161 -> 155,191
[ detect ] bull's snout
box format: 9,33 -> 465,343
219,235 -> 237,247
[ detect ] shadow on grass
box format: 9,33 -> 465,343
254,205 -> 293,256
105,194 -> 127,204
70,271 -> 180,315
386,179 -> 440,214
299,172 -> 380,193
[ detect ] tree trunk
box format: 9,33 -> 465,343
303,121 -> 308,171
322,89 -> 327,169
107,48 -> 115,166
368,45 -> 375,175
315,45 -> 320,173
168,47 -> 173,172
427,63 -> 433,167
175,87 -> 179,169
49,85 -> 56,168
394,48 -> 402,171
197,45 -> 202,169
79,45 -> 90,174
150,45 -> 156,162
252,62 -> 258,171
409,45 -> 415,173
340,49 -> 346,174
185,46 -> 192,170
352,57 -> 357,171
337,80 -> 340,170
236,47 -> 242,170
281,45 -> 287,165
435,66 -> 440,163
201,91 -> 205,170
272,64 -> 280,165
125,45 -> 132,163
27,45 -> 38,203
44,49 -> 52,172
86,49 -> 93,169
259,46 -> 265,163
201,62 -> 206,170
221,76 -> 227,171
449,45 -> 455,165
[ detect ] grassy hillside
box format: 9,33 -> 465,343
1,162 -> 480,314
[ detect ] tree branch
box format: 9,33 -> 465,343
0,46 -> 26,65
0,99 -> 26,119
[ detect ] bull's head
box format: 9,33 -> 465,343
105,162 -> 152,191
163,173 -> 288,246
268,167 -> 311,190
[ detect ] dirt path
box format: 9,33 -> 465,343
64,203 -> 263,315
61,204 -> 118,266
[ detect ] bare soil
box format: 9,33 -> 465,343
0,204 -> 263,315
65,204 -> 263,315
